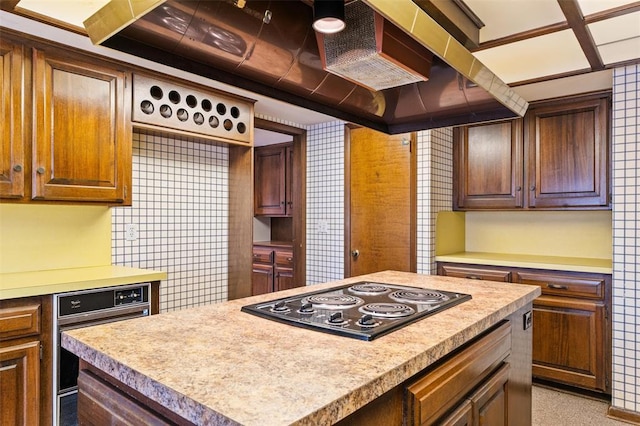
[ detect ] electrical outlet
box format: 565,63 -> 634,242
523,310 -> 533,330
125,224 -> 138,241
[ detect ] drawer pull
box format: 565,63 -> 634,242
547,284 -> 568,290
286,257 -> 293,262
465,275 -> 481,280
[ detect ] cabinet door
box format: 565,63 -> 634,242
0,341 -> 40,426
470,363 -> 509,426
285,144 -> 294,216
526,94 -> 609,208
252,263 -> 273,295
531,296 -> 608,392
439,399 -> 473,426
454,120 -> 523,210
254,145 -> 286,215
32,47 -> 131,203
0,38 -> 25,199
274,267 -> 294,292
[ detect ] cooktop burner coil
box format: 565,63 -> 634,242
302,294 -> 364,309
389,290 -> 450,304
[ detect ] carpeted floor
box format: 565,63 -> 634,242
532,385 -> 633,425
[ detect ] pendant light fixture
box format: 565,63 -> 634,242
313,0 -> 346,34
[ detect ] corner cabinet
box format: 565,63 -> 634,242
254,143 -> 293,216
453,91 -> 610,210
437,262 -> 611,394
32,46 -> 132,204
0,31 -> 132,205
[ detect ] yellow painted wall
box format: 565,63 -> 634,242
0,204 -> 112,274
465,211 -> 612,259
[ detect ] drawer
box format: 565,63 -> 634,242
275,250 -> 293,267
252,247 -> 273,264
514,271 -> 605,300
0,304 -> 41,341
438,264 -> 511,282
406,321 -> 511,425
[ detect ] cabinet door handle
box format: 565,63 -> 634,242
37,167 -> 46,174
13,164 -> 22,172
530,185 -> 536,191
547,284 -> 568,290
516,186 -> 521,191
465,275 -> 481,280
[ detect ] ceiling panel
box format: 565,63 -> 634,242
472,30 -> 590,84
465,0 -> 566,43
588,12 -> 640,45
576,0 -> 638,15
16,0 -> 109,28
597,37 -> 640,64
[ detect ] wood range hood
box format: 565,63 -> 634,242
84,0 -> 528,134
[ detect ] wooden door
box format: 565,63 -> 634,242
32,47 -> 131,203
285,144 -> 294,215
526,93 -> 609,208
454,120 -> 523,210
0,341 -> 40,426
0,37 -> 25,199
471,364 -> 509,426
531,296 -> 606,392
254,144 -> 286,216
346,126 -> 415,277
251,263 -> 273,295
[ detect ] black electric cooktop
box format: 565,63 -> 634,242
241,281 -> 472,341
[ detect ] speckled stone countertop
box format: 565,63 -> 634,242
0,265 -> 167,300
435,252 -> 612,274
62,271 -> 540,425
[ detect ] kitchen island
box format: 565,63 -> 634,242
62,271 -> 540,425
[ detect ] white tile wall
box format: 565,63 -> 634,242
306,121 -> 346,284
417,128 -> 454,274
112,131 -> 229,312
611,65 -> 640,414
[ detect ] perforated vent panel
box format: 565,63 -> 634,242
132,74 -> 253,144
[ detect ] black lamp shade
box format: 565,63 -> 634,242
313,1 -> 346,34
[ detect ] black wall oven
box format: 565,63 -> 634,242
53,283 -> 151,426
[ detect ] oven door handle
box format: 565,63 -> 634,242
57,304 -> 150,327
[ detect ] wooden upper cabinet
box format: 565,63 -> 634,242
454,120 -> 523,209
454,91 -> 611,211
32,47 -> 131,204
0,37 -> 26,199
254,143 -> 292,216
526,93 -> 610,208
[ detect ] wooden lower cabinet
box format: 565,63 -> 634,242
531,296 -> 607,391
0,341 -> 40,425
336,306 -> 533,426
438,261 -> 611,394
0,296 -> 53,426
77,368 -> 175,425
252,243 -> 296,295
